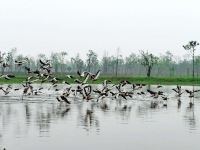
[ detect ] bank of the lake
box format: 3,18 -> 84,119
0,76 -> 200,85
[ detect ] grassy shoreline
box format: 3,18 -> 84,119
0,76 -> 200,85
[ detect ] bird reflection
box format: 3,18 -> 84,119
24,103 -> 31,125
84,109 -> 94,126
184,105 -> 196,131
81,109 -> 100,133
114,102 -> 132,121
177,97 -> 181,109
99,101 -> 109,111
60,107 -> 71,118
36,111 -> 51,137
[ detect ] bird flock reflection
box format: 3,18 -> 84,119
0,87 -> 199,136
0,89 -> 199,150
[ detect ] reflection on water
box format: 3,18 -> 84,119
184,105 -> 196,131
0,85 -> 200,150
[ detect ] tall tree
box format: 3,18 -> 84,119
183,41 -> 199,78
140,50 -> 158,77
60,51 -> 67,73
6,48 -> 17,73
86,50 -> 99,72
125,53 -> 138,74
50,53 -> 59,73
71,53 -> 84,72
0,51 -> 6,74
195,56 -> 200,77
115,47 -> 120,76
102,51 -> 109,74
159,51 -> 174,77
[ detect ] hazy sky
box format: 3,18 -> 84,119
0,0 -> 200,59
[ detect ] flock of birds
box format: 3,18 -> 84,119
0,58 -> 199,109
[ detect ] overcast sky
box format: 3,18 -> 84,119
0,0 -> 200,59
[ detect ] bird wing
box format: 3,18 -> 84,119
39,59 -> 46,65
194,89 -> 200,93
147,89 -> 156,95
93,70 -> 101,80
172,88 -> 178,93
185,89 -> 191,94
77,70 -> 81,77
83,74 -> 90,84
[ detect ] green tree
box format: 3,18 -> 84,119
183,41 -> 199,78
71,53 -> 84,72
125,53 -> 138,75
86,50 -> 99,72
60,51 -> 67,73
50,52 -> 59,73
140,50 -> 158,77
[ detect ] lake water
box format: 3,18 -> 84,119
0,85 -> 200,150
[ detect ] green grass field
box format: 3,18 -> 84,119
0,75 -> 200,85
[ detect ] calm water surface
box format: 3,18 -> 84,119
0,85 -> 200,150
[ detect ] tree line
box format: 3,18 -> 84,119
0,41 -> 199,78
